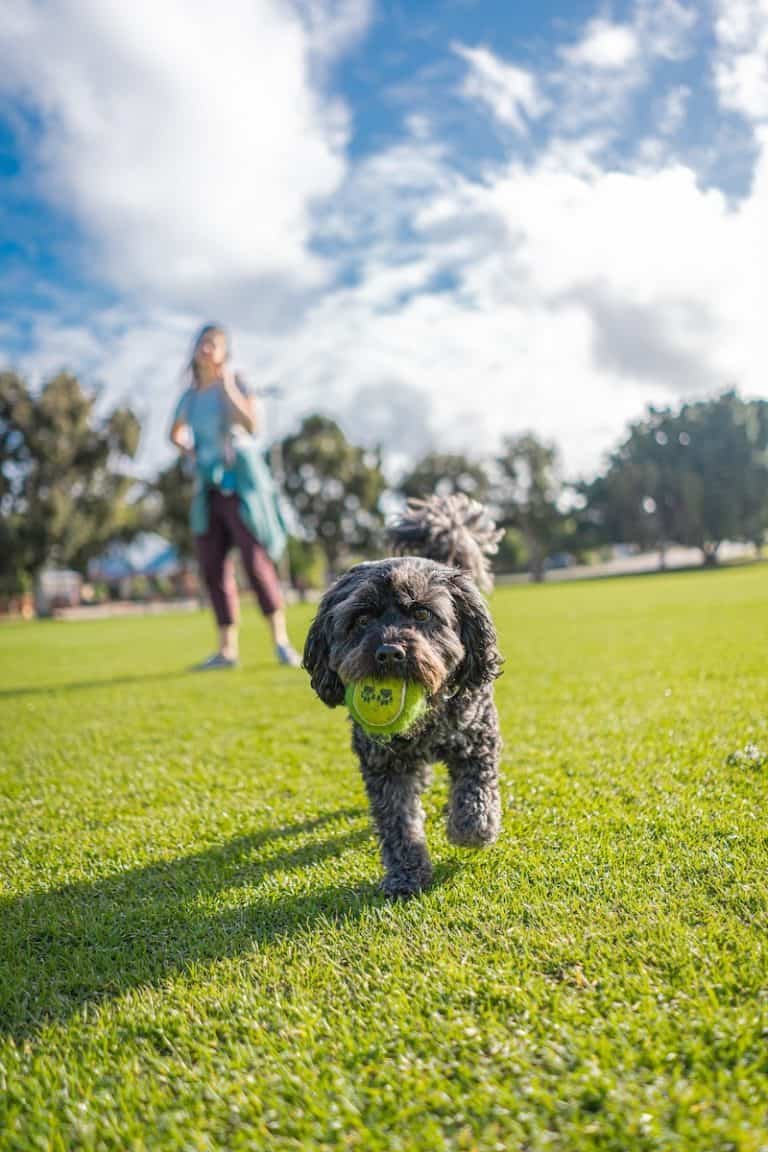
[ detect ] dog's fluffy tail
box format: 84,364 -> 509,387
388,493 -> 503,591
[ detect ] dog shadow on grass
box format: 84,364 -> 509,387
0,669 -> 209,700
0,806 -> 457,1043
0,661 -> 316,700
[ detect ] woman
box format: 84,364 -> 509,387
170,324 -> 300,669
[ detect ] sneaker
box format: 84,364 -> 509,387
193,652 -> 239,671
276,643 -> 302,668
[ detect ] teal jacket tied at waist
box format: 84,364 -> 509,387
191,438 -> 288,563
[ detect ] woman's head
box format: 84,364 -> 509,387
189,324 -> 229,384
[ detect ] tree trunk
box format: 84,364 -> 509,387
701,542 -> 720,567
528,541 -> 546,583
323,545 -> 340,587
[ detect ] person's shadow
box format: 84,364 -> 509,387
1,807 -> 454,1043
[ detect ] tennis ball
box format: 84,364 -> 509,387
345,677 -> 427,739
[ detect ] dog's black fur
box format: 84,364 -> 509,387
388,493 -> 503,592
304,554 -> 502,897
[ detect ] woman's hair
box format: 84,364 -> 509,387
187,324 -> 229,388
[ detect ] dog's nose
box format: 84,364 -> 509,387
375,643 -> 406,667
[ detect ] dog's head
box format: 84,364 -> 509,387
303,557 -> 502,708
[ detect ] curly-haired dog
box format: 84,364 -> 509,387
304,505 -> 503,898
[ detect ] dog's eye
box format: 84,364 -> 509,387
354,613 -> 372,629
412,607 -> 432,623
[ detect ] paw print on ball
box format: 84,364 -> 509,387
359,684 -> 394,707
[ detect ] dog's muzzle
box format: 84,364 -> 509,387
375,643 -> 407,675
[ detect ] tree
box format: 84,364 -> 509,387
673,392 -> 768,563
280,414 -> 386,578
740,399 -> 768,551
580,392 -> 768,567
576,416 -> 675,567
142,458 -> 196,564
496,433 -> 563,582
399,452 -> 490,503
286,538 -> 325,597
0,371 -> 141,594
0,372 -> 32,596
494,527 -> 528,574
495,433 -> 561,580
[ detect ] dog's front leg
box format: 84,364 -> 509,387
361,761 -> 433,898
445,750 -> 501,848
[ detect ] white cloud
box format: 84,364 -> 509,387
294,0 -> 373,60
4,0 -> 768,486
454,44 -> 547,134
0,0 -> 371,305
191,128 -> 766,478
551,2 -> 697,138
634,84 -> 691,169
560,20 -> 640,70
715,0 -> 768,121
637,0 -> 698,62
560,0 -> 696,71
658,85 -> 691,136
14,309 -> 199,474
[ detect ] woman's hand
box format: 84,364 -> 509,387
221,366 -> 238,400
170,419 -> 194,459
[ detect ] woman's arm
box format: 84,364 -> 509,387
170,418 -> 194,457
223,371 -> 259,435
170,390 -> 194,455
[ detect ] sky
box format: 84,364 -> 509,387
0,0 -> 766,480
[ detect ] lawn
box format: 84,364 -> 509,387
1,567 -> 767,1151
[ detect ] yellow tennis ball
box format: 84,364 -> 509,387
345,677 -> 427,739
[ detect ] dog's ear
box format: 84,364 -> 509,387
303,601 -> 346,707
450,570 -> 502,692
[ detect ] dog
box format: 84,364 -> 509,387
303,495 -> 503,898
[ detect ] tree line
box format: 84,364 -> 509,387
2,369 -> 768,598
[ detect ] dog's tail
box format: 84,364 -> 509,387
388,493 -> 504,592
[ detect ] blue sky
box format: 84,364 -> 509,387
1,0 -> 766,476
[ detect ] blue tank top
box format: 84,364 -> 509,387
173,379 -> 252,492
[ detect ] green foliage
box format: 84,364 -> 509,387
494,527 -> 528,572
496,432 -> 564,581
0,371 -> 142,590
675,392 -> 768,559
2,568 -> 768,1149
143,457 -> 197,562
399,452 -> 490,503
280,414 -> 386,576
581,391 -> 768,565
286,537 -> 325,592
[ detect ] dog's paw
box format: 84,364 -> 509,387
380,865 -> 433,900
446,792 -> 501,848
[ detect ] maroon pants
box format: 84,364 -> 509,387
195,489 -> 283,627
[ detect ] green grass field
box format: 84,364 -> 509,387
2,567 -> 767,1151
